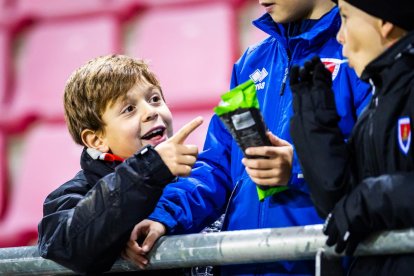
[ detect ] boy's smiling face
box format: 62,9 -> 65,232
99,77 -> 173,159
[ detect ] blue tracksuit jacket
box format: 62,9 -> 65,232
149,7 -> 371,275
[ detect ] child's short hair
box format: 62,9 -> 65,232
64,54 -> 161,146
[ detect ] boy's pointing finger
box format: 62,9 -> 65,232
171,116 -> 203,144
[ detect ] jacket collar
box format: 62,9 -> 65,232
252,6 -> 340,48
80,147 -> 123,185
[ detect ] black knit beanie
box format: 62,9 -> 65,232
332,0 -> 414,31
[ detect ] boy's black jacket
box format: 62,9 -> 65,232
38,146 -> 174,274
290,31 -> 414,275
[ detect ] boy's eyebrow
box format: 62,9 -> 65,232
114,94 -> 132,109
119,85 -> 162,104
148,84 -> 162,93
118,94 -> 130,104
147,86 -> 164,97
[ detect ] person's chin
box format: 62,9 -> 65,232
270,14 -> 286,23
348,60 -> 363,77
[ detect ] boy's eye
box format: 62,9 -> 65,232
122,105 -> 135,114
150,95 -> 162,103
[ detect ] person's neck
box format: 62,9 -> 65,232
284,19 -> 318,38
305,0 -> 335,20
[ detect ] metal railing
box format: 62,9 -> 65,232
1,224 -> 414,275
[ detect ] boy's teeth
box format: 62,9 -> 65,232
143,128 -> 163,139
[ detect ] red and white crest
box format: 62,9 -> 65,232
398,117 -> 411,155
320,58 -> 344,81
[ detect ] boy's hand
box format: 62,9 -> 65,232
290,56 -> 336,114
156,116 -> 203,177
121,219 -> 166,269
241,132 -> 293,186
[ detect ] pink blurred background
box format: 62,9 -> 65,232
0,0 -> 268,248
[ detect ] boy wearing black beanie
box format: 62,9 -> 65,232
290,0 -> 414,275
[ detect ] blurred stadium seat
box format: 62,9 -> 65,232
0,24 -> 10,220
0,131 -> 7,220
0,15 -> 121,133
117,0 -> 246,8
14,0 -> 136,20
0,0 -> 12,17
125,2 -> 236,111
238,0 -> 268,54
173,108 -> 214,149
0,122 -> 82,247
0,25 -> 10,106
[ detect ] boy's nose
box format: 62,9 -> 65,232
336,27 -> 345,45
142,105 -> 158,122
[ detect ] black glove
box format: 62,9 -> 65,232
323,192 -> 367,256
290,58 -> 312,113
290,57 -> 349,217
290,56 -> 336,116
324,173 -> 414,256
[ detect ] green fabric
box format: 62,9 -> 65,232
214,80 -> 259,116
257,186 -> 289,201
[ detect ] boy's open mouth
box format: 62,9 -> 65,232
260,1 -> 275,12
260,2 -> 274,8
141,126 -> 166,140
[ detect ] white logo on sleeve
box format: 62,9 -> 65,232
249,68 -> 268,90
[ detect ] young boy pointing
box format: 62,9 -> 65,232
37,54 -> 202,274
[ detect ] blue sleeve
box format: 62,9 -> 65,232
148,115 -> 234,234
352,72 -> 372,116
149,61 -> 244,234
230,63 -> 239,89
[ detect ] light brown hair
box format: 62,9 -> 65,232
64,54 -> 161,145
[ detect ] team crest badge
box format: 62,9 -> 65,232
398,117 -> 411,155
320,58 -> 343,81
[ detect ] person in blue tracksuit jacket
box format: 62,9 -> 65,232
122,1 -> 371,275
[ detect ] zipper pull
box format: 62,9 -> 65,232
279,67 -> 289,95
369,78 -> 378,107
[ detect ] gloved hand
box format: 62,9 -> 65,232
289,56 -> 347,217
290,56 -> 336,117
290,57 -> 312,113
324,173 -> 414,256
323,192 -> 368,256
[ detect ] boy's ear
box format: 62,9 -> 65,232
380,21 -> 394,38
380,21 -> 407,47
81,129 -> 110,153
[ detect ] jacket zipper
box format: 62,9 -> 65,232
279,66 -> 289,95
279,48 -> 291,96
220,180 -> 241,231
366,79 -> 380,175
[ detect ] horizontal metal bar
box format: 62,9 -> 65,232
1,225 -> 414,275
